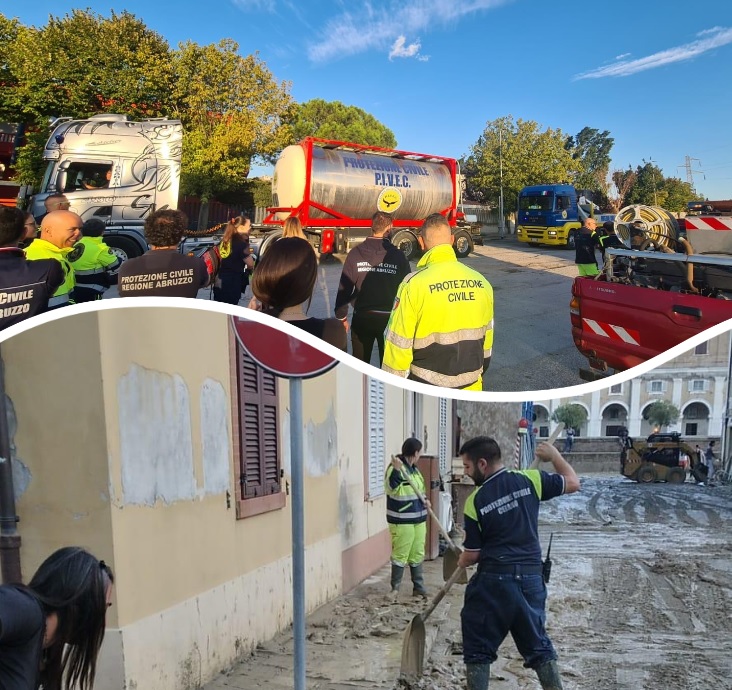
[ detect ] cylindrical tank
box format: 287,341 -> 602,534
271,142 -> 455,222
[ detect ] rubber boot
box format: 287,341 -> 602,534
410,563 -> 428,597
535,660 -> 563,690
390,564 -> 404,598
465,663 -> 491,690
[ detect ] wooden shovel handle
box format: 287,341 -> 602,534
391,456 -> 461,552
529,423 -> 565,469
420,565 -> 467,623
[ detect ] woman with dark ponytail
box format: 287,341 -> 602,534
213,216 -> 255,305
0,546 -> 114,690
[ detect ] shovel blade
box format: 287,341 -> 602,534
400,614 -> 426,679
442,547 -> 467,584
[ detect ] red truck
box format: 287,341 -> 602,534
571,201 -> 732,377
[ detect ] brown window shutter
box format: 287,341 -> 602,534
238,348 -> 280,498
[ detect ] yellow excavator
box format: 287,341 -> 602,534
620,431 -> 702,484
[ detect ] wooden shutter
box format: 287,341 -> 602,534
367,379 -> 385,499
238,347 -> 280,498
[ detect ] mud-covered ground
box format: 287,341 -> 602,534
205,476 -> 732,690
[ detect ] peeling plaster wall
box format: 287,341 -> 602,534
200,379 -> 230,495
118,364 -> 196,505
2,313 -> 115,578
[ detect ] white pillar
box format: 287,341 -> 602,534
589,390 -> 602,437
629,378 -> 642,436
712,376 -> 726,437
671,377 -> 683,433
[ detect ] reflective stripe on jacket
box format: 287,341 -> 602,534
70,236 -> 121,290
385,463 -> 428,524
382,244 -> 494,390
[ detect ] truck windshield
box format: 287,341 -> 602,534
41,163 -> 55,193
519,194 -> 554,211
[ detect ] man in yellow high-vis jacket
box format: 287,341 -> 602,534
382,213 -> 494,390
25,210 -> 83,309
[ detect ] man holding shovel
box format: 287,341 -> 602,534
457,436 -> 580,690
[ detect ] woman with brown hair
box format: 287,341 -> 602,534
250,237 -> 346,350
0,546 -> 114,690
281,216 -> 306,239
213,216 -> 255,305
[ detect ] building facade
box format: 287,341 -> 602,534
534,333 -> 731,440
2,307 -> 454,690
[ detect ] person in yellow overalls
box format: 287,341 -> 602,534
25,210 -> 83,309
384,437 -> 429,598
382,213 -> 494,390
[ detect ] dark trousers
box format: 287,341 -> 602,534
351,311 -> 390,365
461,570 -> 557,669
72,286 -> 104,303
213,272 -> 246,305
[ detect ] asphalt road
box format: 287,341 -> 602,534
105,235 -> 587,393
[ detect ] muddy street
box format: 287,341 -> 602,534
205,476 -> 732,690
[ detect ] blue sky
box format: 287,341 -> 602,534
5,0 -> 732,200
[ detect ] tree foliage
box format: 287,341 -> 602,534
551,404 -> 588,432
288,99 -> 396,148
566,127 -> 614,195
172,40 -> 293,200
463,116 -> 580,207
643,401 -> 679,430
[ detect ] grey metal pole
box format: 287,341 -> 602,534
290,377 -> 306,690
498,128 -> 506,239
722,331 -> 732,479
0,347 -> 22,583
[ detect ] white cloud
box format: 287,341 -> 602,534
574,26 -> 732,80
614,52 -> 631,61
308,0 -> 512,63
389,35 -> 427,60
231,0 -> 276,11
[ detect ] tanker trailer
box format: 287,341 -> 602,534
261,137 -> 482,259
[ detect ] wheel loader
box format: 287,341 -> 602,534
620,431 -> 701,484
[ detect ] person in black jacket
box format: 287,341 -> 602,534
0,207 -> 64,331
0,546 -> 114,690
334,212 -> 411,364
574,217 -> 601,276
213,216 -> 255,305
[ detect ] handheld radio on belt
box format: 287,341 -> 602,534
542,533 -> 554,584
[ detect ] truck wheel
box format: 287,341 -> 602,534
105,236 -> 143,263
391,230 -> 419,260
666,467 -> 686,484
566,232 -> 576,250
453,231 -> 474,258
636,465 -> 656,483
257,232 -> 283,261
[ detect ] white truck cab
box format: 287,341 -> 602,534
29,114 -> 183,260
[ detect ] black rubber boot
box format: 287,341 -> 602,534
390,564 -> 404,592
410,563 -> 428,597
465,663 -> 491,690
535,660 -> 563,690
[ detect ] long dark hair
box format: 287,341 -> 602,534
251,237 -> 317,316
220,215 -> 250,251
29,547 -> 114,690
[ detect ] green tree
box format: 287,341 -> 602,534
1,10 -> 174,123
288,99 -> 396,148
625,160 -> 664,207
463,116 -> 580,207
1,9 -> 175,185
551,404 -> 588,433
566,127 -> 614,195
643,401 -> 679,431
173,40 -> 294,200
657,177 -> 696,213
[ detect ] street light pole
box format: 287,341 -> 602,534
499,128 -> 505,239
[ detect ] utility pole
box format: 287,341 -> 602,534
677,155 -> 704,188
498,128 -> 505,239
647,157 -> 659,206
722,331 -> 732,481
